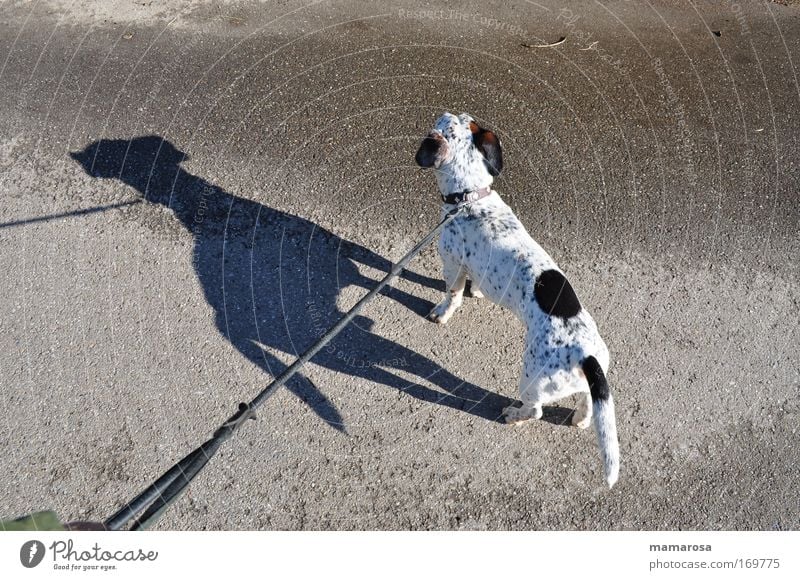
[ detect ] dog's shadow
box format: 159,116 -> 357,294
70,136 -> 515,431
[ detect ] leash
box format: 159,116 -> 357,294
104,203 -> 467,531
0,199 -> 142,229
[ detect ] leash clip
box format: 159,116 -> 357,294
214,402 -> 257,440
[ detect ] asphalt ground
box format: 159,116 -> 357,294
0,0 -> 798,530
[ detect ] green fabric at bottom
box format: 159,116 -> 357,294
1,511 -> 65,531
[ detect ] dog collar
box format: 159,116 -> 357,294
441,187 -> 491,205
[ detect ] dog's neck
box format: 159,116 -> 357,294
440,186 -> 492,205
435,146 -> 494,199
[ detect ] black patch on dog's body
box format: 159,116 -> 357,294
534,269 -> 581,318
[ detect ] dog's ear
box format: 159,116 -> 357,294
415,132 -> 449,169
470,121 -> 503,176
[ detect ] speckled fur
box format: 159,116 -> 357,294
417,112 -> 620,487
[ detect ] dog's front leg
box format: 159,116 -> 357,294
427,255 -> 466,324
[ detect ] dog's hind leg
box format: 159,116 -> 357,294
427,255 -> 466,324
503,371 -> 548,425
572,390 -> 593,429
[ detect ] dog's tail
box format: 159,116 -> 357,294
582,356 -> 619,488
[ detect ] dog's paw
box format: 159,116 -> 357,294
464,281 -> 484,299
572,413 -> 592,429
469,286 -> 485,298
503,404 -> 539,425
427,300 -> 454,324
503,403 -> 544,424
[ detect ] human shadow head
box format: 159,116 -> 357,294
71,136 -> 238,235
70,136 -> 189,206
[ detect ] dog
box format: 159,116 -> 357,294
415,112 -> 619,487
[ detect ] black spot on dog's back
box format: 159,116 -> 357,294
534,269 -> 581,318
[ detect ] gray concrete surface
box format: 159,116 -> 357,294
0,0 -> 798,530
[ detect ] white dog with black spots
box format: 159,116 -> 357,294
415,112 -> 619,487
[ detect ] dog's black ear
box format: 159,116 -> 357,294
415,132 -> 449,169
470,122 -> 503,176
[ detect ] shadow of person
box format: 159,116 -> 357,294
70,136 -> 513,431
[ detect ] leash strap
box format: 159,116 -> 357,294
104,203 -> 467,531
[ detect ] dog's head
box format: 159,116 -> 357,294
415,112 -> 503,195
